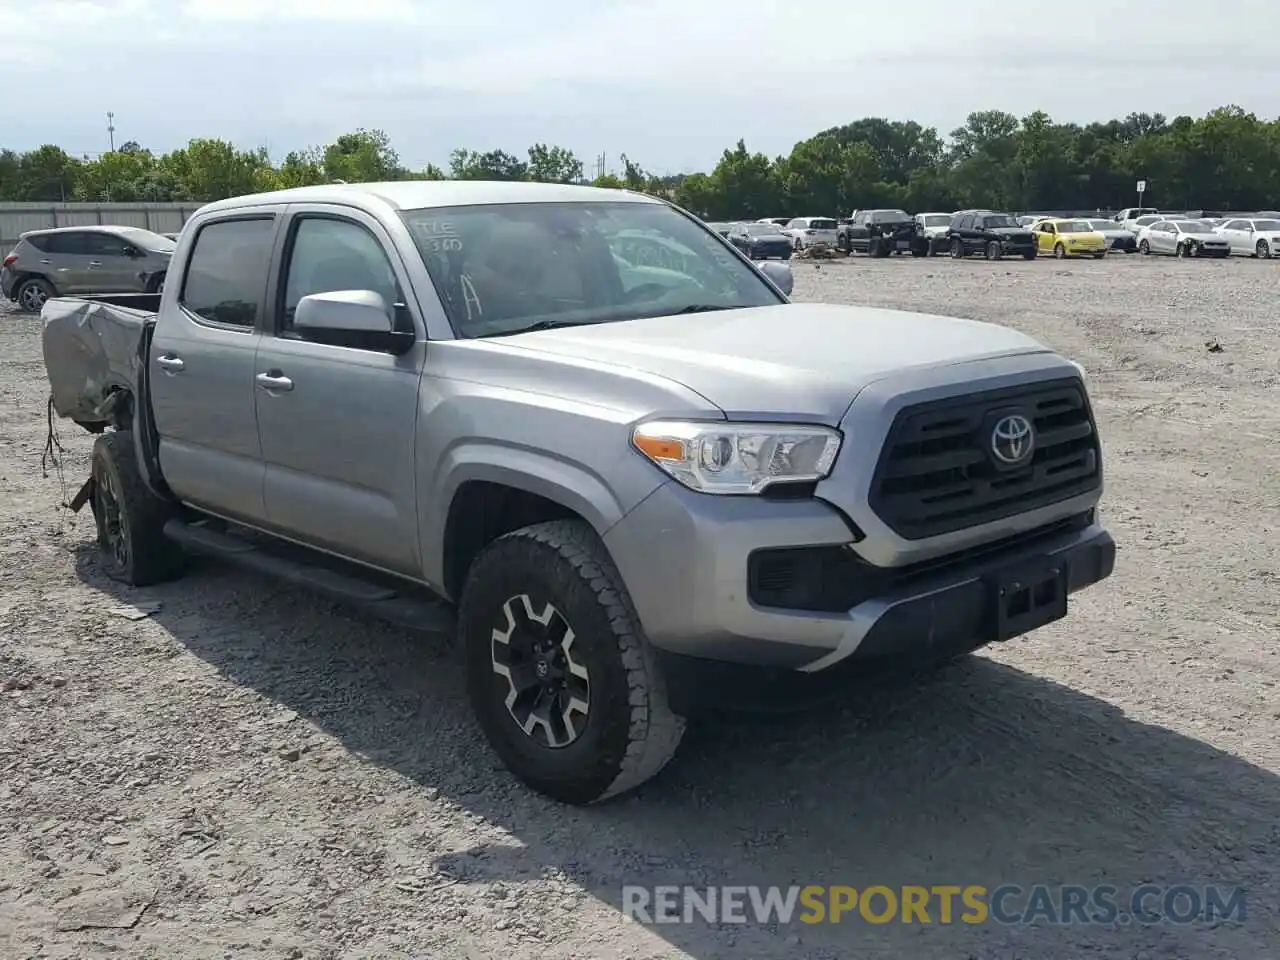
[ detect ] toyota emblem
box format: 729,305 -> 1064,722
991,414 -> 1035,465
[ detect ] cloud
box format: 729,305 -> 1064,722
1,0 -> 1278,172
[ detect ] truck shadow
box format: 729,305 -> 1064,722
73,550 -> 1279,959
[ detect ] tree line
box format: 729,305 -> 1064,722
2,106 -> 1277,218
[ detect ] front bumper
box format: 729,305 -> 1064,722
604,479 -> 1115,678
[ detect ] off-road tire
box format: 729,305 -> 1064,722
15,277 -> 55,313
459,519 -> 685,805
90,431 -> 185,586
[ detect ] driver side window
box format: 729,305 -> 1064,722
281,217 -> 402,332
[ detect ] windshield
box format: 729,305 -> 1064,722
401,201 -> 783,338
870,210 -> 910,223
1056,222 -> 1089,233
981,215 -> 1019,228
116,227 -> 176,252
1135,216 -> 1160,226
1175,221 -> 1213,234
745,223 -> 781,236
922,215 -> 951,227
1087,221 -> 1114,231
1253,219 -> 1280,231
807,218 -> 837,230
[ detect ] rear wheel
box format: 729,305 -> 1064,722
90,431 -> 185,586
1092,252 -> 1106,260
459,519 -> 685,805
15,277 -> 55,313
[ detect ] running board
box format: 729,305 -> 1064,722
163,519 -> 456,636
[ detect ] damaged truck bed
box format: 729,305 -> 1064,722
42,293 -> 161,431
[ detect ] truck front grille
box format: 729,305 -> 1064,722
868,378 -> 1101,540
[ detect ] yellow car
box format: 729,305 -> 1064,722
1033,219 -> 1107,259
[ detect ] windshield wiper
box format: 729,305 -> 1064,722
668,304 -> 736,315
493,318 -> 596,336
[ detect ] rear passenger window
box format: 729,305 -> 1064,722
180,218 -> 275,328
41,232 -> 88,255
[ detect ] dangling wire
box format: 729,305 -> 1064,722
41,394 -> 70,507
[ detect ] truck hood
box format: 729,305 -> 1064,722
504,303 -> 1050,424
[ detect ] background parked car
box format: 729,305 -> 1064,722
1,225 -> 175,312
1123,214 -> 1163,235
781,216 -> 838,251
1032,220 -> 1107,259
1214,217 -> 1280,258
946,211 -> 1038,260
1081,219 -> 1138,253
1115,207 -> 1160,231
704,222 -> 732,237
915,212 -> 954,255
837,209 -> 916,257
726,221 -> 793,260
757,217 -> 791,227
1137,219 -> 1231,258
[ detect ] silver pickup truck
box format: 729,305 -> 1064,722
40,181 -> 1115,805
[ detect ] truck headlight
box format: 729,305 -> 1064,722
631,420 -> 842,494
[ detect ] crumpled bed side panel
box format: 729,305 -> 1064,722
41,298 -> 148,424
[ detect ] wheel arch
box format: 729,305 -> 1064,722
428,450 -> 635,601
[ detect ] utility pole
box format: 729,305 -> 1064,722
106,112 -> 116,152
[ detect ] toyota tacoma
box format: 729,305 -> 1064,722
40,181 -> 1115,806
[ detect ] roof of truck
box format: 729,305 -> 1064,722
196,180 -> 661,215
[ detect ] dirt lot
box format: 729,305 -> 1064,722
1,255 -> 1277,960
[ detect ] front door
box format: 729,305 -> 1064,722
83,231 -> 143,291
253,207 -> 425,576
149,213 -> 280,522
1036,223 -> 1056,254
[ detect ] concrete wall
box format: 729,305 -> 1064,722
1,202 -> 202,249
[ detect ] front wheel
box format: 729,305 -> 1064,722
1257,240 -> 1271,259
459,520 -> 686,805
950,237 -> 965,259
986,240 -> 1003,261
1021,249 -> 1038,260
1138,239 -> 1150,255
1054,243 -> 1066,259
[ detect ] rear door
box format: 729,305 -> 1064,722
39,232 -> 96,293
149,212 -> 280,522
253,206 -> 426,575
848,212 -> 870,251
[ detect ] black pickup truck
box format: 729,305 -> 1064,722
836,209 -> 918,257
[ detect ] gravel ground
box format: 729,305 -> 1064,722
1,255 -> 1277,960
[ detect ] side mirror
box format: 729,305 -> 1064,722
295,289 -> 393,333
757,260 -> 793,296
293,289 -> 415,354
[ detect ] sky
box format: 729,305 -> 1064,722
2,0 -> 1278,175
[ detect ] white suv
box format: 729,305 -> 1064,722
781,216 -> 839,251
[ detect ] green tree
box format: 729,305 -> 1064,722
322,128 -> 402,182
527,143 -> 584,183
450,148 -> 527,180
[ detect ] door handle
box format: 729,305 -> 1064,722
155,355 -> 184,372
256,372 -> 294,392
88,260 -> 102,266
39,258 -> 51,264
